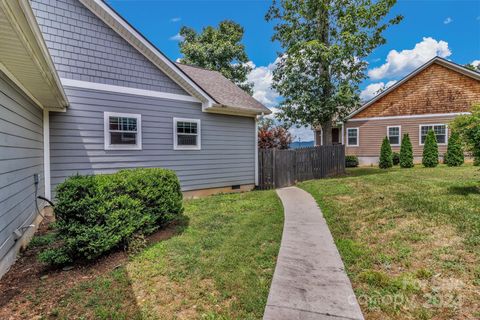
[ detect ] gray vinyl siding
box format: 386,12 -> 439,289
49,86 -> 255,192
0,74 -> 44,260
30,0 -> 187,95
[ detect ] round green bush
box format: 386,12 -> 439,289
379,137 -> 393,169
400,133 -> 414,168
345,155 -> 359,168
444,131 -> 464,167
392,152 -> 400,166
422,129 -> 439,168
40,168 -> 183,265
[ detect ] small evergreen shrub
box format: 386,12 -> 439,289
392,152 -> 400,166
400,133 -> 414,168
444,131 -> 464,166
345,155 -> 359,168
379,137 -> 393,169
39,168 -> 183,265
422,129 -> 439,167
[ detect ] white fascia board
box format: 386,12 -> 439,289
347,112 -> 470,122
80,0 -> 215,108
61,78 -> 201,103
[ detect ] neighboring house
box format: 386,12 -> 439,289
0,0 -> 269,277
314,57 -> 480,165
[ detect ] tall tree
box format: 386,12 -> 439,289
178,20 -> 254,94
451,104 -> 480,165
266,0 -> 402,144
465,63 -> 480,72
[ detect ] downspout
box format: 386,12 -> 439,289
43,109 -> 51,200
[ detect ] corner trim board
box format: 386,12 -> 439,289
254,117 -> 259,186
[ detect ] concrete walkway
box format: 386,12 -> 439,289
264,187 -> 364,320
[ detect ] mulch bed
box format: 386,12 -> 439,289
0,216 -> 179,319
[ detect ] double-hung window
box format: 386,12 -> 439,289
173,118 -> 201,150
419,124 -> 447,145
346,128 -> 359,147
387,126 -> 401,146
104,112 -> 142,150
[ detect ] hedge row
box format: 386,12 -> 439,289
39,168 -> 183,265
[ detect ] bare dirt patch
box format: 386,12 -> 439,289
0,217 -> 179,320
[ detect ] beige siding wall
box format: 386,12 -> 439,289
344,115 -> 458,158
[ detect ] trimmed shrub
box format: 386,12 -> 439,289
392,152 -> 400,166
422,129 -> 439,167
345,155 -> 359,168
444,131 -> 464,166
40,168 -> 183,265
379,137 -> 393,169
400,133 -> 414,168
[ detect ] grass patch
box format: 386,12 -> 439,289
46,190 -> 283,319
300,165 -> 480,319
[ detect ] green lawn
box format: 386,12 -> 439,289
37,190 -> 283,319
300,165 -> 480,320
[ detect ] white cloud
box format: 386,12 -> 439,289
360,80 -> 397,102
368,37 -> 451,80
443,17 -> 453,24
471,60 -> 480,68
170,17 -> 181,22
169,33 -> 184,41
247,58 -> 281,108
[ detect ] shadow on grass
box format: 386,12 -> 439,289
448,185 -> 480,195
0,213 -> 190,319
345,167 -> 391,178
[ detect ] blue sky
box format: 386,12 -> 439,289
107,0 -> 480,141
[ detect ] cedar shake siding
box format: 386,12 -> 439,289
352,63 -> 480,119
0,74 -> 44,262
343,58 -> 480,165
49,86 -> 255,193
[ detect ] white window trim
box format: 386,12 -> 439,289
104,112 -> 142,150
346,127 -> 359,147
419,124 -> 448,146
173,117 -> 201,150
387,126 -> 401,146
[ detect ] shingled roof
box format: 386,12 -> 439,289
176,63 -> 272,115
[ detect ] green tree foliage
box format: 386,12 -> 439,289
178,20 -> 253,94
422,130 -> 439,167
450,104 -> 480,165
379,137 -> 393,169
399,133 -> 414,168
444,131 -> 464,166
392,152 -> 400,166
464,63 -> 480,72
265,0 -> 402,144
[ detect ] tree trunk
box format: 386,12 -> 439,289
321,121 -> 333,146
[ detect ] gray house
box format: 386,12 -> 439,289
0,0 -> 269,277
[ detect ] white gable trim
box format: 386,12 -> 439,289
61,78 -> 201,103
79,0 -> 216,109
347,57 -> 480,120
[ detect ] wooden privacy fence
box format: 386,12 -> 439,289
258,145 -> 345,190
